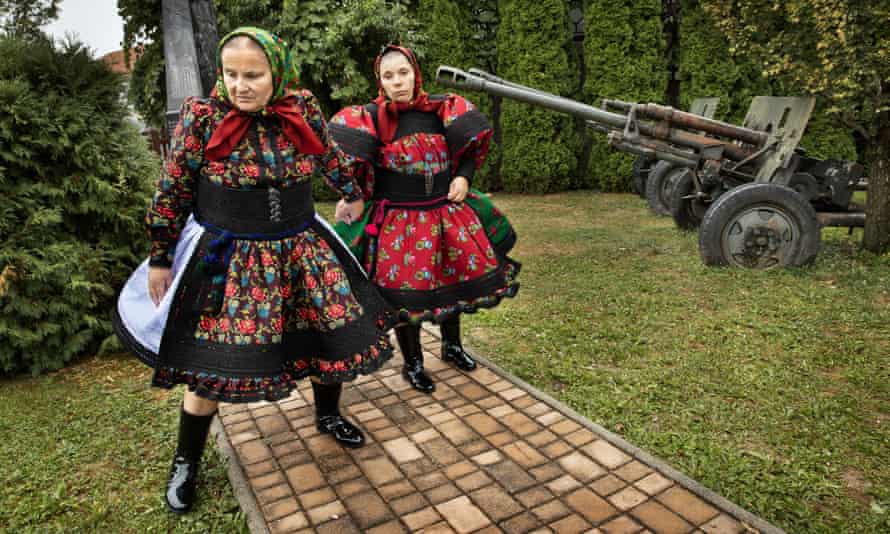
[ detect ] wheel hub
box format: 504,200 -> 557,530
722,206 -> 796,268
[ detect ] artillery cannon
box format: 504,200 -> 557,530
436,66 -> 865,269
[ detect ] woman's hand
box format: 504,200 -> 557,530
148,266 -> 173,306
448,176 -> 469,203
335,198 -> 365,224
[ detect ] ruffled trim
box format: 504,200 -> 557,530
397,260 -> 519,326
150,333 -> 394,403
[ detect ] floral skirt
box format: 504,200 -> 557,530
114,215 -> 395,403
344,198 -> 519,324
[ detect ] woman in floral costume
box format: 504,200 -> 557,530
113,28 -> 394,513
330,45 -> 519,393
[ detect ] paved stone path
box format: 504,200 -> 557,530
214,328 -> 784,534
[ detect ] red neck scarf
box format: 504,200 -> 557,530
205,91 -> 325,161
373,45 -> 444,144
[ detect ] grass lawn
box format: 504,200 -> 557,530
1,191 -> 887,533
462,192 -> 889,533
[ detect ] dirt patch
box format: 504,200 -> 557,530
841,468 -> 873,506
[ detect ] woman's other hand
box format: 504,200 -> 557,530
148,267 -> 173,306
448,176 -> 469,203
335,198 -> 365,224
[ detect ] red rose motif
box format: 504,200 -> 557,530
244,164 -> 260,177
276,137 -> 289,150
280,284 -> 291,299
304,275 -> 318,290
307,309 -> 319,322
156,207 -> 176,219
237,319 -> 256,335
328,303 -> 345,319
185,135 -> 200,151
261,251 -> 274,266
224,282 -> 237,297
192,102 -> 211,116
251,287 -> 266,302
218,318 -> 231,332
208,161 -> 226,175
199,317 -> 217,332
166,161 -> 183,178
247,255 -> 256,268
323,270 -> 341,286
272,317 -> 283,333
299,160 -> 314,175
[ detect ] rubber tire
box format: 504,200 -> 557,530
698,183 -> 821,268
632,155 -> 653,198
645,161 -> 682,216
669,169 -> 705,231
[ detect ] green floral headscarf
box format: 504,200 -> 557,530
214,26 -> 300,105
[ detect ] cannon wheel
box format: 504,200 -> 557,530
698,183 -> 821,268
645,161 -> 684,216
632,155 -> 653,198
669,169 -> 708,231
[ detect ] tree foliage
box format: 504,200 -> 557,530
702,0 -> 890,253
497,0 -> 578,193
583,0 -> 664,191
0,0 -> 59,38
0,35 -> 156,375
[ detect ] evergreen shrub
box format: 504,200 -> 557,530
0,35 -> 156,375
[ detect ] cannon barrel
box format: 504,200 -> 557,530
436,66 -> 755,162
162,0 -> 204,135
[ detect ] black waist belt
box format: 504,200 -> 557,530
373,169 -> 452,202
195,177 -> 315,234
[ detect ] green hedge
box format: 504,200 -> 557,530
497,0 -> 578,194
583,0 -> 665,192
0,35 -> 156,375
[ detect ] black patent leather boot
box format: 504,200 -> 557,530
312,381 -> 365,448
395,324 -> 435,393
440,316 -> 477,372
166,407 -> 215,513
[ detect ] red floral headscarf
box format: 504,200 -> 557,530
373,44 -> 444,144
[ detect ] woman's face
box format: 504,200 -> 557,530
378,52 -> 415,103
220,38 -> 274,112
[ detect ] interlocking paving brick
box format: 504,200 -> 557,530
358,456 -> 402,486
304,434 -> 344,459
630,500 -> 694,534
656,486 -> 720,525
444,460 -> 475,480
564,428 -> 596,447
477,396 -> 503,409
591,474 -> 627,497
335,477 -> 372,499
599,514 -> 644,534
465,412 -> 506,435
378,479 -> 416,501
255,414 -> 290,437
229,428 -> 262,446
488,380 -> 513,392
455,470 -> 493,492
438,419 -> 479,445
402,506 -> 442,530
516,486 -> 556,508
367,519 -> 407,534
251,471 -> 286,491
501,512 -> 540,534
420,437 -> 464,466
454,403 -> 482,417
428,410 -> 458,425
344,490 -> 393,529
531,499 -> 571,522
486,459 -> 537,493
298,487 -> 336,509
458,382 -> 489,400
547,474 -> 582,495
437,496 -> 492,533
472,449 -> 503,465
269,511 -> 308,533
499,387 -> 526,401
608,486 -> 649,511
237,439 -> 273,465
511,396 -> 535,410
423,521 -> 458,534
307,499 -> 347,525
410,427 -> 440,444
383,436 -> 424,463
244,459 -> 278,477
426,482 -> 463,504
583,440 -> 632,470
558,451 -> 607,482
470,484 -> 524,521
270,436 -> 305,458
414,471 -> 449,491
315,516 -> 361,534
486,431 -> 515,447
536,411 -> 564,426
634,472 -> 673,496
460,439 -> 490,457
382,403 -> 418,425
286,462 -> 325,493
613,461 -> 653,483
700,514 -> 745,533
527,429 -> 559,447
565,488 -> 619,524
503,440 -> 549,468
257,483 -> 292,505
262,496 -> 300,521
390,492 -> 429,515
488,404 -> 516,418
471,367 -> 501,385
548,513 -> 592,534
530,462 -> 564,483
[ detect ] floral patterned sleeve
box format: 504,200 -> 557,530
300,90 -> 364,202
146,97 -> 207,267
329,105 -> 379,201
439,94 -> 493,185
